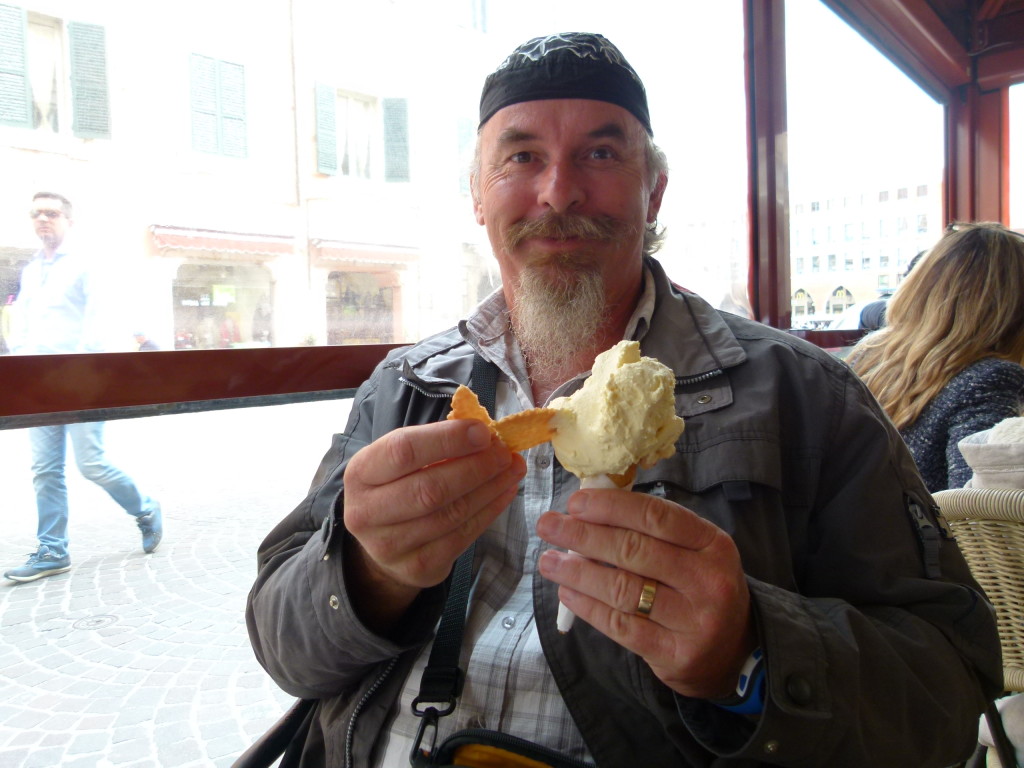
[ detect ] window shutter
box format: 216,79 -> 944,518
315,82 -> 337,175
0,3 -> 31,128
190,54 -> 220,154
382,98 -> 409,182
68,21 -> 110,138
218,60 -> 246,158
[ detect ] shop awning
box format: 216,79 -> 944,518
311,239 -> 417,267
150,226 -> 295,258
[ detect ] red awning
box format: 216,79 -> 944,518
310,239 -> 417,267
150,226 -> 295,257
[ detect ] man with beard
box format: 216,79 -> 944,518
243,34 -> 999,768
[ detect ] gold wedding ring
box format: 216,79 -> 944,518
636,579 -> 658,618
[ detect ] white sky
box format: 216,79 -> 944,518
785,0 -> 945,194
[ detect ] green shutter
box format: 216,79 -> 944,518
315,82 -> 337,175
0,3 -> 31,128
68,21 -> 110,138
218,60 -> 246,158
190,54 -> 219,154
190,54 -> 246,158
383,98 -> 409,182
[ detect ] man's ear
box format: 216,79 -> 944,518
471,175 -> 485,225
646,172 -> 668,224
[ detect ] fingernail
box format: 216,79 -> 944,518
536,511 -> 563,538
466,421 -> 491,448
538,549 -> 562,576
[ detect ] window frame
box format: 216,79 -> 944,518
1,0 -> 1017,424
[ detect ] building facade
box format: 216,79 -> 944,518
0,0 -> 498,351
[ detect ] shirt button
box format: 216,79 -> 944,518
697,394 -> 712,404
501,616 -> 516,629
329,595 -> 340,610
763,740 -> 780,755
537,456 -> 550,469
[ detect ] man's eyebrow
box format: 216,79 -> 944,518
588,122 -> 628,141
496,128 -> 536,145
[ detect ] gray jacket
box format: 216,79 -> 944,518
246,259 -> 1001,767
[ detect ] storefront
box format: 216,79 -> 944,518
148,226 -> 293,349
312,240 -> 416,346
172,263 -> 274,349
325,271 -> 395,345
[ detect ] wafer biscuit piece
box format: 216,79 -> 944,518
495,409 -> 557,452
447,385 -> 556,452
448,384 -> 496,431
606,464 -> 637,488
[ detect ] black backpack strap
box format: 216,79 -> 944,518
410,353 -> 500,762
470,353 -> 500,419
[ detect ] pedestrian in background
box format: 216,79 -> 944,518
134,330 -> 159,351
856,249 -> 927,331
4,191 -> 163,583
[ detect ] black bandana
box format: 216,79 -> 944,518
479,32 -> 652,136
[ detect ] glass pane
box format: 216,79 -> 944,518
785,0 -> 944,330
1011,83 -> 1023,230
0,399 -> 351,766
0,0 -> 747,356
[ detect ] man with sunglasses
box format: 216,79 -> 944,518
4,192 -> 163,583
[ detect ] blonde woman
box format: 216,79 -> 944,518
848,222 -> 1024,492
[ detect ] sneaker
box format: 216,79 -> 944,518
4,546 -> 71,583
136,502 -> 163,554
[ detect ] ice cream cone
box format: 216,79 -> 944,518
557,467 -> 638,633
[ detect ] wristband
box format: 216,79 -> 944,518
711,647 -> 766,715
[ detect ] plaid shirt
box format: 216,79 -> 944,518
378,270 -> 656,766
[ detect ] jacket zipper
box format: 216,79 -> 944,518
345,656 -> 398,768
677,368 -> 723,386
399,376 -> 455,400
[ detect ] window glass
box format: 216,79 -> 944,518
1012,83 -> 1023,230
0,399 -> 351,764
0,0 -> 748,356
785,0 -> 944,329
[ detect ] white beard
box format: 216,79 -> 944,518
509,263 -> 605,377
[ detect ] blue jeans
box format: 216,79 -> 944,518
29,422 -> 157,558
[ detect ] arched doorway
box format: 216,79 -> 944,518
827,286 -> 855,316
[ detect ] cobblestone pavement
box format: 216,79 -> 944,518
0,400 -> 351,768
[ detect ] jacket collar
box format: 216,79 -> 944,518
640,256 -> 747,380
393,256 -> 748,392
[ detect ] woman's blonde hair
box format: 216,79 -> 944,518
848,221 -> 1024,429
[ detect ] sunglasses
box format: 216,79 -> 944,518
29,209 -> 64,220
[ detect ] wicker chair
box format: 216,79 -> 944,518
934,487 -> 1024,768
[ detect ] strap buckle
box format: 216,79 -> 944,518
410,706 -> 441,765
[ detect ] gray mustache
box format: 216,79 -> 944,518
504,213 -> 624,251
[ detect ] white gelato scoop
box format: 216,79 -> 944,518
550,340 -> 684,479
